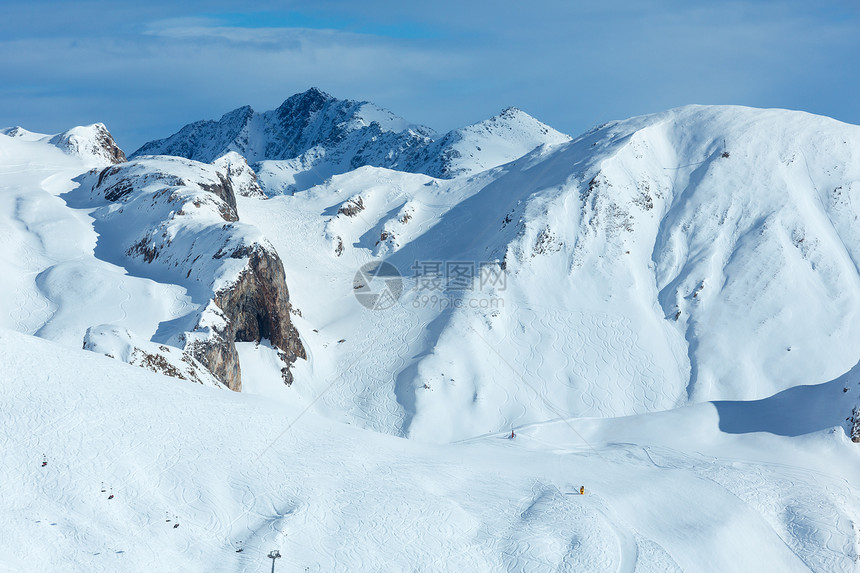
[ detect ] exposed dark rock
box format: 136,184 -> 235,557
83,325 -> 225,388
337,196 -> 365,217
182,243 -> 306,391
212,152 -> 267,198
214,243 -> 306,363
850,405 -> 860,443
199,172 -> 239,221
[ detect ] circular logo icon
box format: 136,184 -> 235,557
353,261 -> 403,310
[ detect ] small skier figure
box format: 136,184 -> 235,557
101,482 -> 106,493
173,523 -> 180,529
108,488 -> 114,500
509,429 -> 515,439
580,486 -> 585,495
41,455 -> 47,467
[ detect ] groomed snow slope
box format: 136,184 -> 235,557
2,328 -> 858,572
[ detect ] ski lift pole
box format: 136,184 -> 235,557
268,549 -> 281,573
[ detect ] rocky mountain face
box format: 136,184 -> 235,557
131,88 -> 570,194
131,88 -> 433,172
68,156 -> 305,390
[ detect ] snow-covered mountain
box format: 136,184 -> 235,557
4,100 -> 860,571
130,88 -> 436,194
132,88 -> 432,165
237,104 -> 860,443
67,156 -> 305,390
131,88 -> 570,194
0,128 -> 302,391
401,106 -> 571,178
1,123 -> 126,165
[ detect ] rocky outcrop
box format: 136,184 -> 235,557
50,123 -> 126,165
182,242 -> 306,388
69,156 -> 305,391
850,405 -> 860,443
84,325 -> 226,388
212,152 -> 266,198
189,243 -> 307,386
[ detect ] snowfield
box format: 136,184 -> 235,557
2,329 -> 859,572
2,100 -> 860,571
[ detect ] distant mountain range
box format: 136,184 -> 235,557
131,87 -> 570,193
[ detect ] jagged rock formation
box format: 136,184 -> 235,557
83,325 -> 226,388
131,88 -> 569,194
212,151 -> 266,198
68,156 -> 305,390
50,123 -> 127,165
1,123 -> 126,165
185,242 -> 306,386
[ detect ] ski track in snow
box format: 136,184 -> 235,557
500,304 -> 668,424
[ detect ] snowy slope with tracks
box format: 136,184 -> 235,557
240,105 -> 860,443
3,103 -> 860,570
2,328 -> 858,571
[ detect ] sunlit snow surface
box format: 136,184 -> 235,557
2,105 -> 860,571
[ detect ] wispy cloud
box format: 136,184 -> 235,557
1,1 -> 858,152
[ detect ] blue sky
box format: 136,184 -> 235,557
1,1 -> 858,152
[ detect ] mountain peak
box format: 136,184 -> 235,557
497,106 -> 524,118
276,87 -> 337,114
0,126 -> 34,139
304,86 -> 333,100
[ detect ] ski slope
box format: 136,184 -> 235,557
2,328 -> 859,571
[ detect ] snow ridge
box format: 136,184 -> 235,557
1,123 -> 126,166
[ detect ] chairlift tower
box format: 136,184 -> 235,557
267,549 -> 281,572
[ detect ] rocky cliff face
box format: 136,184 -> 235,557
212,152 -> 266,198
70,156 -> 304,390
131,88 -> 434,165
850,405 -> 860,443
